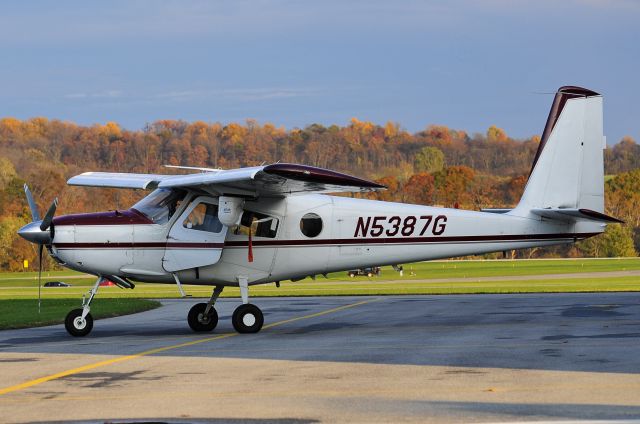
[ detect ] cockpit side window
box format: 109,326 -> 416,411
131,188 -> 187,224
183,203 -> 223,233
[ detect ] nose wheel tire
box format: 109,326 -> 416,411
188,303 -> 219,332
232,304 -> 264,333
65,308 -> 93,337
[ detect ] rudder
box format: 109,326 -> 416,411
513,86 -> 605,216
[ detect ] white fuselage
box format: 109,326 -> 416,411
50,193 -> 603,287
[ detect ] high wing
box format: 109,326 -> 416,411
67,163 -> 386,196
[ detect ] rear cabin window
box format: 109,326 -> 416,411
300,213 -> 322,237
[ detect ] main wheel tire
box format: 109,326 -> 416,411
65,308 -> 93,337
232,304 -> 264,333
188,303 -> 218,332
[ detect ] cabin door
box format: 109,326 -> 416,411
163,196 -> 228,272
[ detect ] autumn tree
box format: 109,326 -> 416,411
605,136 -> 640,174
434,166 -> 475,207
370,176 -> 400,202
402,173 -> 435,205
578,224 -> 637,257
486,125 -> 508,143
414,146 -> 445,173
500,174 -> 528,205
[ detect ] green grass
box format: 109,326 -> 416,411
1,258 -> 639,299
0,298 -> 161,330
0,258 -> 638,330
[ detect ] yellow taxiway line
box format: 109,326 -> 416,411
0,297 -> 378,396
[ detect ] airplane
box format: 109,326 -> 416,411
17,86 -> 621,337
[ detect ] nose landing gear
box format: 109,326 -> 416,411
64,276 -> 102,337
187,285 -> 223,332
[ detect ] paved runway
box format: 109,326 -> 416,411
0,293 -> 639,423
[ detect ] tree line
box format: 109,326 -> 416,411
0,117 -> 638,270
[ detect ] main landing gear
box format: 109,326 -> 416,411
65,276 -> 102,337
187,277 -> 264,334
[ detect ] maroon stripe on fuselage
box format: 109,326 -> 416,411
53,209 -> 153,226
53,232 -> 598,249
54,242 -> 224,249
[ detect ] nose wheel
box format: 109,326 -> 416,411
64,276 -> 102,337
65,308 -> 94,337
187,303 -> 219,331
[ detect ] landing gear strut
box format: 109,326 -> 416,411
188,285 -> 223,332
187,278 -> 265,334
65,276 -> 102,337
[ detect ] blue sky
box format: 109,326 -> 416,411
1,0 -> 638,144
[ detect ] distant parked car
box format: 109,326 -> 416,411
347,267 -> 381,278
43,281 -> 71,287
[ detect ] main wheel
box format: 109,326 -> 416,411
232,304 -> 264,333
188,303 -> 218,332
65,308 -> 93,337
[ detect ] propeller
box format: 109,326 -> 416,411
18,184 -> 59,313
40,198 -> 58,231
24,184 -> 40,222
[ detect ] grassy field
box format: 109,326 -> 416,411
1,258 -> 639,299
0,298 -> 161,330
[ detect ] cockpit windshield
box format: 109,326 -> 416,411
131,188 -> 187,224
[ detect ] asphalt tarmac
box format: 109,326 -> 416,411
0,293 -> 639,423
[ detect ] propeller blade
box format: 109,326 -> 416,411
24,184 -> 40,222
37,244 -> 43,314
39,198 -> 58,231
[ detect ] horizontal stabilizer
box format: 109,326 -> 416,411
531,208 -> 623,223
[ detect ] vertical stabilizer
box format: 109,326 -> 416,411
513,86 -> 605,215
